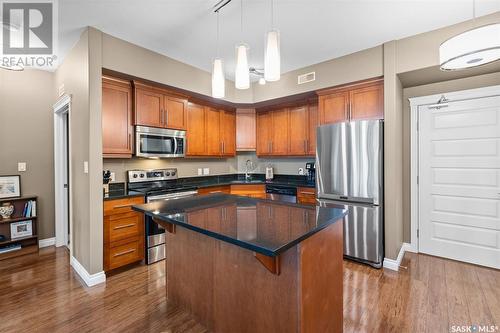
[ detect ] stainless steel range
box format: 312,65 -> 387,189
128,168 -> 197,264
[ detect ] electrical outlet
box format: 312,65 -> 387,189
84,161 -> 89,174
298,168 -> 304,175
203,168 -> 209,175
18,162 -> 27,172
198,168 -> 203,176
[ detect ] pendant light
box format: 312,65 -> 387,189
212,11 -> 225,98
235,0 -> 250,89
264,0 -> 280,81
440,0 -> 500,71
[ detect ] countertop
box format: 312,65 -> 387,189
132,193 -> 345,257
104,174 -> 315,200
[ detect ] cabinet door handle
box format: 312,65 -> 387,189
349,102 -> 352,120
299,191 -> 315,195
165,109 -> 168,126
113,223 -> 135,230
303,140 -> 307,153
160,109 -> 164,125
128,133 -> 131,150
113,248 -> 135,257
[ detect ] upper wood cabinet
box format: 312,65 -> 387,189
256,99 -> 318,157
236,109 -> 256,151
186,102 -> 207,156
102,76 -> 133,158
186,102 -> 236,157
134,82 -> 187,130
318,78 -> 383,125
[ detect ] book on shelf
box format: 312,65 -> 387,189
22,200 -> 36,218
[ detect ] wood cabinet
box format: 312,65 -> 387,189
297,187 -> 317,205
256,99 -> 318,157
134,82 -> 187,130
102,77 -> 133,158
198,186 -> 231,195
103,196 -> 145,272
230,184 -> 266,199
186,102 -> 236,157
318,78 -> 383,125
236,109 -> 256,151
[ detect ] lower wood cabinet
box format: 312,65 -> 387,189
230,184 -> 266,198
297,187 -> 317,205
103,196 -> 145,272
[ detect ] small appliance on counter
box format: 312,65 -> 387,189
103,170 -> 112,194
265,165 -> 274,180
305,162 -> 316,183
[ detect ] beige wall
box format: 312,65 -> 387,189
401,72 -> 500,243
0,69 -> 55,239
54,27 -> 104,274
236,152 -> 313,175
101,33 -> 253,104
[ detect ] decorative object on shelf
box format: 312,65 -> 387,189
0,175 -> 21,199
103,170 -> 112,194
264,0 -> 280,82
212,10 -> 225,98
440,0 -> 500,70
0,235 -> 5,242
10,220 -> 33,239
0,202 -> 14,219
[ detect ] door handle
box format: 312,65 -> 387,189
113,204 -> 134,209
128,133 -> 132,150
165,109 -> 168,126
160,109 -> 164,125
113,223 -> 135,230
113,248 -> 135,257
349,102 -> 352,120
303,140 -> 306,153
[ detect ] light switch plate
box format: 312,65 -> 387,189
198,168 -> 203,176
84,161 -> 89,174
203,168 -> 209,175
18,162 -> 27,172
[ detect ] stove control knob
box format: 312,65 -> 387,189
139,173 -> 145,178
132,174 -> 138,178
171,171 -> 176,176
165,172 -> 171,176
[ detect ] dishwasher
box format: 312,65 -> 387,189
265,184 -> 297,203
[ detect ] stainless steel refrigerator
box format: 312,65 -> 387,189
316,120 -> 384,268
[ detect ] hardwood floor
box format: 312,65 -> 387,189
0,247 -> 498,333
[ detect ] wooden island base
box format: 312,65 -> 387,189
162,219 -> 343,333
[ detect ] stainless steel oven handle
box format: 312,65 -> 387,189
148,191 -> 198,201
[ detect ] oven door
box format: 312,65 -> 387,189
136,126 -> 185,158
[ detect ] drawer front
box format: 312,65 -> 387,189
105,237 -> 144,271
104,196 -> 144,216
104,212 -> 143,244
297,187 -> 316,205
230,184 -> 266,197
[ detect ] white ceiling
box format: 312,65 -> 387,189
59,0 -> 500,79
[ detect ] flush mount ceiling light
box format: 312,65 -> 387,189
235,0 -> 250,89
264,0 -> 280,81
440,0 -> 500,70
212,11 -> 225,98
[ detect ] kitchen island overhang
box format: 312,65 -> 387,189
133,194 -> 346,333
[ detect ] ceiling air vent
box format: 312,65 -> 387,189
298,72 -> 315,85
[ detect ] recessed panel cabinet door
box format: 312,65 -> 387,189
206,107 -> 221,156
319,92 -> 349,125
102,78 -> 133,157
220,110 -> 236,156
165,96 -> 187,130
186,103 -> 206,156
271,109 -> 289,155
289,106 -> 308,156
350,83 -> 384,120
256,112 -> 272,156
307,103 -> 318,155
135,88 -> 163,128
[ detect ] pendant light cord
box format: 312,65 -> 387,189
240,0 -> 243,37
472,0 -> 476,19
271,0 -> 274,29
216,11 -> 220,57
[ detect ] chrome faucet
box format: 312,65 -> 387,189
245,160 -> 253,180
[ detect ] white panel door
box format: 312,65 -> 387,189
419,96 -> 500,269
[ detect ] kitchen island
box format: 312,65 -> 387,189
133,194 -> 346,333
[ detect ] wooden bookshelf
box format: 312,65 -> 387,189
0,196 -> 38,261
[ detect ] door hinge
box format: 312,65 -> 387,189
417,176 -> 419,185
417,229 -> 419,238
416,121 -> 419,131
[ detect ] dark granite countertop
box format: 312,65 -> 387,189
104,174 -> 316,200
103,190 -> 145,201
132,193 -> 345,257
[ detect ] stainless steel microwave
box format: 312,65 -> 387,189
135,126 -> 185,158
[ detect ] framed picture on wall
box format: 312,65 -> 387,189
0,175 -> 21,199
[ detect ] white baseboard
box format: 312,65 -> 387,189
39,237 -> 56,248
383,243 -> 409,271
70,256 -> 106,287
